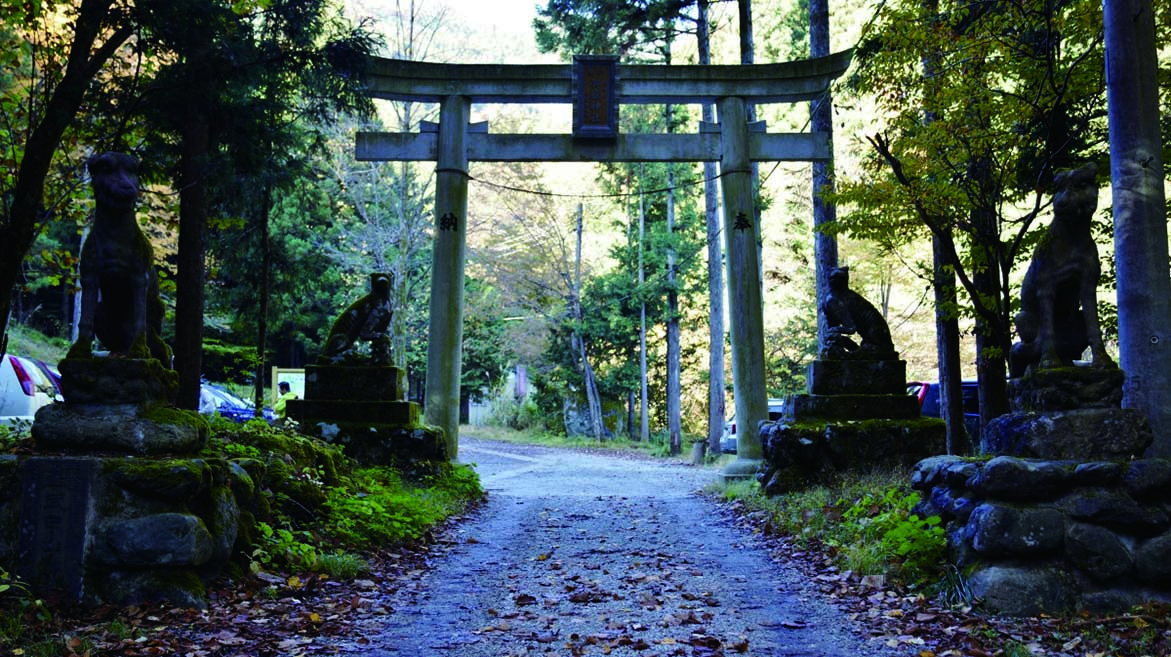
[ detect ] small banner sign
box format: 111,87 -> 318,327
572,55 -> 619,139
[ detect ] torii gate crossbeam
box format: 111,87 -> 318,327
358,52 -> 851,476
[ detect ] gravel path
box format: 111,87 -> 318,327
334,437 -> 910,656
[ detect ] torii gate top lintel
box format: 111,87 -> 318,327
357,50 -> 854,164
364,49 -> 854,105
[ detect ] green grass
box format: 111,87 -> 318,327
314,551 -> 371,580
4,324 -> 69,362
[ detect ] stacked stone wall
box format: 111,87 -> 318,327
913,454 -> 1171,615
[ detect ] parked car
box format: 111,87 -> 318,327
720,398 -> 788,454
908,380 -> 981,440
0,355 -> 60,427
200,383 -> 276,424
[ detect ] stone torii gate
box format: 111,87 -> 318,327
357,51 -> 852,475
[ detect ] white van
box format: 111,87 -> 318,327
720,398 -> 788,454
0,355 -> 59,427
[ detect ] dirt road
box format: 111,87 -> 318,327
333,437 -> 907,656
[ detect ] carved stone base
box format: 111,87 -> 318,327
58,357 -> 177,405
291,400 -> 419,425
793,358 -> 919,421
759,418 -> 946,494
32,403 -> 208,455
308,422 -> 446,475
789,393 -> 921,421
14,455 -> 249,608
304,364 -> 405,401
806,358 -> 907,396
288,364 -> 442,469
1010,366 -> 1125,412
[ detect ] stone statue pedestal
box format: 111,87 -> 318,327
32,358 -> 204,455
12,357 -> 234,608
914,365 -> 1171,615
758,358 -> 945,494
286,365 -> 445,471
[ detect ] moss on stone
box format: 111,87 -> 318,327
109,458 -> 210,502
144,405 -> 210,434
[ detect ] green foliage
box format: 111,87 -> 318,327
250,522 -> 319,573
201,339 -> 260,384
460,279 -> 511,402
321,464 -> 482,549
838,488 -> 947,583
0,566 -> 27,599
4,323 -> 69,362
0,567 -> 49,649
0,420 -> 31,450
195,419 -> 483,578
833,0 -> 1119,378
486,385 -> 546,432
713,470 -> 948,588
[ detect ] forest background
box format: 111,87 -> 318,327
1,0 -> 1167,453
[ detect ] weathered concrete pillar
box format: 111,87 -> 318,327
424,95 -> 470,460
718,96 -> 767,479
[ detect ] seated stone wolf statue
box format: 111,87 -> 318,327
68,152 -> 170,364
1011,163 -> 1115,375
319,272 -> 394,366
819,266 -> 895,359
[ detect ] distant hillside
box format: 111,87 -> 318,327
5,324 -> 69,362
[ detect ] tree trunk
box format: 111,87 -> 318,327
393,102 -> 416,369
638,170 -> 650,443
254,182 -> 272,416
627,390 -> 636,439
810,0 -> 839,346
933,236 -> 968,454
666,164 -> 682,455
665,91 -> 682,455
173,110 -> 211,410
970,192 -> 1010,431
1104,0 -> 1171,456
698,0 -> 726,456
574,204 -> 604,441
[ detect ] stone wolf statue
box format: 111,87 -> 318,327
319,272 -> 394,366
819,266 -> 895,359
69,152 -> 171,364
1011,163 -> 1115,376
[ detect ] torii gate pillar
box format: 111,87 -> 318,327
426,95 -> 471,459
718,97 -> 767,479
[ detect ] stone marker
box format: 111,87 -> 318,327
18,458 -> 94,600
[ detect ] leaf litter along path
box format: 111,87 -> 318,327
327,437 -> 906,657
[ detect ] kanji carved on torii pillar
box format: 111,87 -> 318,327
356,51 -> 852,473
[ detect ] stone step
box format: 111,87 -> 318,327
789,393 -> 921,421
806,358 -> 907,396
303,364 -> 406,402
287,399 -> 419,426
